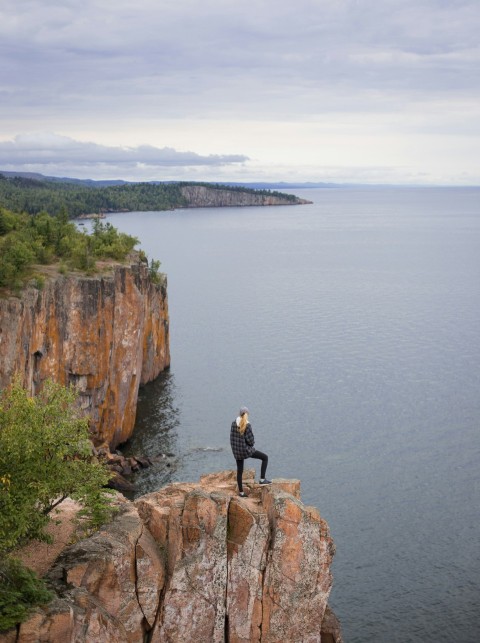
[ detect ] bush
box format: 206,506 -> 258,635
0,557 -> 53,632
149,258 -> 162,284
0,235 -> 35,288
0,379 -> 114,554
31,275 -> 45,290
91,219 -> 138,260
68,233 -> 96,273
0,209 -> 16,236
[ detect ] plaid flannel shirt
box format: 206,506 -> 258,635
230,420 -> 256,460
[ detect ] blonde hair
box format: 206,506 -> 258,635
238,413 -> 249,435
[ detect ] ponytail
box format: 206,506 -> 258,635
238,413 -> 249,435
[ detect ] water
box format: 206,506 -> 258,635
105,187 -> 480,643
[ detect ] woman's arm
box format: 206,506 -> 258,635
245,425 -> 255,447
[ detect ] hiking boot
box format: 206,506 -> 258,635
238,491 -> 248,497
259,479 -> 272,485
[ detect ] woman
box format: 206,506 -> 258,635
230,406 -> 271,497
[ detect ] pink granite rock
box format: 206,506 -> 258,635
2,472 -> 341,643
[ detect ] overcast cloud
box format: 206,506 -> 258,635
1,0 -> 479,183
0,133 -> 248,177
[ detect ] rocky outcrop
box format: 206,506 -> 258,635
0,258 -> 170,448
5,471 -> 341,643
180,185 -> 312,208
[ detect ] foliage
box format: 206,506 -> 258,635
0,208 -> 17,235
0,174 -> 299,218
0,174 -> 186,217
0,379 -> 113,555
0,208 -> 139,290
0,234 -> 35,289
148,258 -> 162,284
91,218 -> 138,260
0,557 -> 53,632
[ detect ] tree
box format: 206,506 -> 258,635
0,235 -> 35,288
149,258 -> 162,283
0,209 -> 16,236
0,557 -> 53,632
0,379 -> 113,555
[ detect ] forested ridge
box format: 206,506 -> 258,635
0,174 -> 185,217
0,174 -> 298,218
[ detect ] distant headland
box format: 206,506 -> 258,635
0,171 -> 311,218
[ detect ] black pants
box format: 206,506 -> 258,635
236,450 -> 268,492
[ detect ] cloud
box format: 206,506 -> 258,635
0,133 -> 249,176
1,0 -> 479,121
0,1 -> 479,184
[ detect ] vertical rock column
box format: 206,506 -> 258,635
136,484 -> 232,643
260,488 -> 335,642
225,480 -> 335,643
226,497 -> 270,642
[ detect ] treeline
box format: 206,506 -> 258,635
0,174 -> 298,218
0,208 -> 140,291
0,175 -> 186,217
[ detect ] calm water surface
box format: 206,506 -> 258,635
105,188 -> 480,643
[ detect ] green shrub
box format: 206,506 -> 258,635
0,557 -> 53,632
0,209 -> 17,236
31,275 -> 45,290
0,379 -> 114,554
0,235 -> 35,287
149,258 -> 162,284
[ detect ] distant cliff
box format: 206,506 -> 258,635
6,471 -> 342,643
0,258 -> 170,448
180,184 -> 312,208
0,173 -> 311,218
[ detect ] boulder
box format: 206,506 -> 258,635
107,472 -> 135,492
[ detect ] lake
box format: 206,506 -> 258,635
104,187 -> 480,643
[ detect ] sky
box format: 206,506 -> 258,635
1,0 -> 479,185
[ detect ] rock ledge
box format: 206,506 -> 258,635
3,471 -> 342,643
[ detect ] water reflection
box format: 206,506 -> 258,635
121,371 -> 181,496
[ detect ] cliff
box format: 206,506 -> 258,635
180,185 -> 312,208
0,259 -> 170,448
4,471 -> 342,643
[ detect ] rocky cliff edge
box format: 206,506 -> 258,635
3,471 -> 342,643
0,258 -> 170,449
180,185 -> 312,208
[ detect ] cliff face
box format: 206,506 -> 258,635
7,471 -> 342,643
180,185 -> 312,208
0,259 -> 170,448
